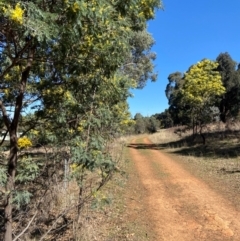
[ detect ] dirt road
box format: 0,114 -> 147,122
127,137 -> 240,241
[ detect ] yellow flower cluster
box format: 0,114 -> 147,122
30,130 -> 39,136
4,89 -> 10,96
4,74 -> 11,81
43,87 -> 75,102
18,136 -> 32,149
120,119 -> 136,126
3,3 -> 24,24
43,86 -> 64,98
70,163 -> 83,173
92,191 -> 107,202
77,120 -> 86,132
139,0 -> 155,19
182,59 -> 225,105
92,150 -> 101,158
77,126 -> 84,132
72,2 -> 80,12
70,163 -> 78,172
11,3 -> 24,24
68,129 -> 74,134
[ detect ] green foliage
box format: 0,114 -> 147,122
91,191 -> 112,210
134,113 -> 146,133
165,72 -> 190,125
15,157 -> 40,183
0,0 -> 162,239
165,72 -> 183,102
121,30 -> 158,89
154,109 -> 174,128
216,52 -> 240,122
0,166 -> 7,186
146,116 -> 160,133
133,113 -> 160,133
12,190 -> 32,210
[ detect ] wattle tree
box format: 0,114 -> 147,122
0,1 -> 162,240
181,59 -> 225,143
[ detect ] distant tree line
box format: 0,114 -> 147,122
154,53 -> 240,143
131,53 -> 240,144
155,53 -> 240,127
131,113 -> 160,134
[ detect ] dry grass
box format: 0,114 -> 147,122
0,135 -> 138,241
52,135 -> 138,241
66,124 -> 240,240
149,129 -> 183,144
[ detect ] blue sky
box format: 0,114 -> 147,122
128,0 -> 240,117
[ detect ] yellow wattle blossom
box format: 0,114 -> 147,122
72,2 -> 80,12
42,89 -> 51,96
30,130 -> 39,136
92,191 -> 107,201
18,136 -> 32,149
120,119 -> 136,126
70,163 -> 83,173
92,150 -> 101,157
68,129 -> 74,134
77,126 -> 84,132
4,89 -> 10,95
70,163 -> 78,172
64,90 -> 76,104
182,59 -> 225,105
11,3 -> 24,24
76,141 -> 86,148
43,86 -> 64,97
2,6 -> 7,13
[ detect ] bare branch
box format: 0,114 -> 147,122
0,100 -> 11,129
0,129 -> 9,146
13,211 -> 38,241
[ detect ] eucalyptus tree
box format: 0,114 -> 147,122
155,109 -> 174,128
146,116 -> 160,133
0,0 -> 162,240
165,72 -> 191,125
134,113 -> 146,133
121,30 -> 158,89
166,72 -> 183,124
216,53 -> 240,122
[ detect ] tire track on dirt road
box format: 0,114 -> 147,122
128,137 -> 240,241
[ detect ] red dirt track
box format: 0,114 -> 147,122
128,137 -> 240,241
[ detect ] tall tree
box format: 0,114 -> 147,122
121,30 -> 157,89
146,116 -> 160,133
165,72 -> 190,125
134,113 -> 146,133
0,1 -> 162,240
216,52 -> 240,122
181,59 -> 225,143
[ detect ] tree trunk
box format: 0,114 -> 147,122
192,118 -> 197,141
192,118 -> 195,136
199,125 -> 206,145
4,130 -> 18,241
0,43 -> 34,241
4,65 -> 32,240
